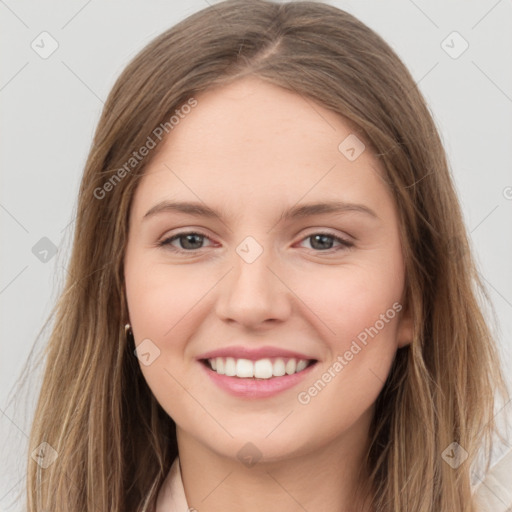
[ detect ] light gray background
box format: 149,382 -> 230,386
1,0 -> 511,510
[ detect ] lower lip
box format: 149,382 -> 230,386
199,360 -> 317,399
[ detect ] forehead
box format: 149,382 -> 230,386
131,76 -> 393,221
155,76 -> 367,161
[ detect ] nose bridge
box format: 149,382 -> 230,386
215,235 -> 291,324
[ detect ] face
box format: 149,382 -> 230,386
124,76 -> 413,463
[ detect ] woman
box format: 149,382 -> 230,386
21,0 -> 511,510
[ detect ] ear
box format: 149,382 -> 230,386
396,302 -> 413,348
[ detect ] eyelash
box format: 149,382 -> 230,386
157,230 -> 354,254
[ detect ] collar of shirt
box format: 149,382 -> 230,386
155,457 -> 189,512
155,449 -> 512,512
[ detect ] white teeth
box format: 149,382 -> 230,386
207,357 -> 312,379
254,359 -> 273,379
285,359 -> 296,375
296,359 -> 308,372
225,357 -> 236,376
236,358 -> 254,378
272,358 -> 286,377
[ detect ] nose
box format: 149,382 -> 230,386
214,244 -> 292,328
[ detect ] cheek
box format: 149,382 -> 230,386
290,252 -> 403,408
124,257 -> 206,420
293,262 -> 404,433
125,257 -> 207,341
294,257 -> 404,347
294,295 -> 401,445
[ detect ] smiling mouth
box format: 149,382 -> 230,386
200,357 -> 317,380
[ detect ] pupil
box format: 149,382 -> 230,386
183,234 -> 203,249
311,234 -> 332,250
180,234 -> 334,250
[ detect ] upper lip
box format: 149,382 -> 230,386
197,346 -> 317,361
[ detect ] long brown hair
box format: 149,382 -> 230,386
12,0 -> 510,510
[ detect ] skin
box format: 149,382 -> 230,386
124,76 -> 413,512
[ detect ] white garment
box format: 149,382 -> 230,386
472,447 -> 512,512
156,451 -> 512,512
155,457 -> 189,512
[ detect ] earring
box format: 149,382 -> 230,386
125,323 -> 133,343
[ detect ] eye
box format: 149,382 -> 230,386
297,232 -> 354,252
158,231 -> 213,252
158,230 -> 353,254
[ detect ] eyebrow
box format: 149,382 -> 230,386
143,200 -> 379,223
